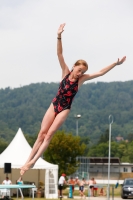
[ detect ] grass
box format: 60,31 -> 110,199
10,185 -> 122,199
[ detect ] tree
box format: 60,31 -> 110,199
1,80 -> 133,143
0,139 -> 8,154
80,136 -> 90,155
88,143 -> 109,157
125,141 -> 133,163
25,134 -> 37,147
44,130 -> 86,176
97,129 -> 112,144
127,133 -> 133,142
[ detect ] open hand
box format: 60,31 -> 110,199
57,23 -> 66,35
116,56 -> 126,65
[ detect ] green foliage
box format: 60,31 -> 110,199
127,133 -> 133,142
25,134 -> 37,147
87,130 -> 132,163
88,142 -> 109,157
0,138 -> 8,154
97,129 -> 110,144
80,136 -> 90,155
44,130 -> 86,176
0,80 -> 133,147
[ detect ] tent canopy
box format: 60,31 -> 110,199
0,128 -> 58,170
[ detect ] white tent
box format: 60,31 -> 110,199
0,128 -> 58,198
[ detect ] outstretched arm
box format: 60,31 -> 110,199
57,23 -> 69,78
17,177 -> 21,182
79,56 -> 126,85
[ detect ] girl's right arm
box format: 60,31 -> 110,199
57,23 -> 70,78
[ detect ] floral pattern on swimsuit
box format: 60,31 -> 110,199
52,73 -> 78,115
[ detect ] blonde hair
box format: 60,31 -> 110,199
74,59 -> 88,69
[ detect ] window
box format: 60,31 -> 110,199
123,167 -> 128,172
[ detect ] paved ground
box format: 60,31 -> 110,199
62,196 -> 133,200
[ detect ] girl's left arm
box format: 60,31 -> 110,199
79,56 -> 126,86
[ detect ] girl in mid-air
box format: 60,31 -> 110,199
20,23 -> 126,175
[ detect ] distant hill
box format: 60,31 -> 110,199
0,80 -> 133,143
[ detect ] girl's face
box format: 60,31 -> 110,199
73,64 -> 88,78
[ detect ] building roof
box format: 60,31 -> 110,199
116,136 -> 124,141
77,156 -> 120,164
89,157 -> 120,164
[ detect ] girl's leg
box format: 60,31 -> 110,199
20,104 -> 56,168
20,108 -> 70,175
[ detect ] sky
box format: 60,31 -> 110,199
0,0 -> 133,89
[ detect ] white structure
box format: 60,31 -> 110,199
120,163 -> 133,173
76,157 -> 133,182
0,128 -> 58,199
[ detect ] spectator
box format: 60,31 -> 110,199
68,177 -> 75,192
79,178 -> 87,199
16,177 -> 24,197
17,177 -> 23,185
2,177 -> 12,185
2,177 -> 12,198
88,177 -> 96,196
74,177 -> 79,185
58,173 -> 67,198
93,178 -> 97,196
99,188 -> 106,196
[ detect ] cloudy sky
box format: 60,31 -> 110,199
0,0 -> 133,89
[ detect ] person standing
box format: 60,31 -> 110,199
68,177 -> 75,192
88,177 -> 96,197
79,178 -> 87,199
74,177 -> 79,186
92,178 -> 97,196
58,174 -> 67,198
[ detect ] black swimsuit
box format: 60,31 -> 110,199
52,73 -> 78,115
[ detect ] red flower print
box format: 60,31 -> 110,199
67,98 -> 70,104
67,91 -> 72,96
74,86 -> 78,91
58,104 -> 63,112
53,98 -> 57,102
65,85 -> 70,89
64,91 -> 72,96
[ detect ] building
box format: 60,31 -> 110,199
115,136 -> 124,142
74,157 -> 133,180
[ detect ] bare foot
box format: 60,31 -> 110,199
20,161 -> 34,175
20,169 -> 25,176
20,162 -> 28,170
